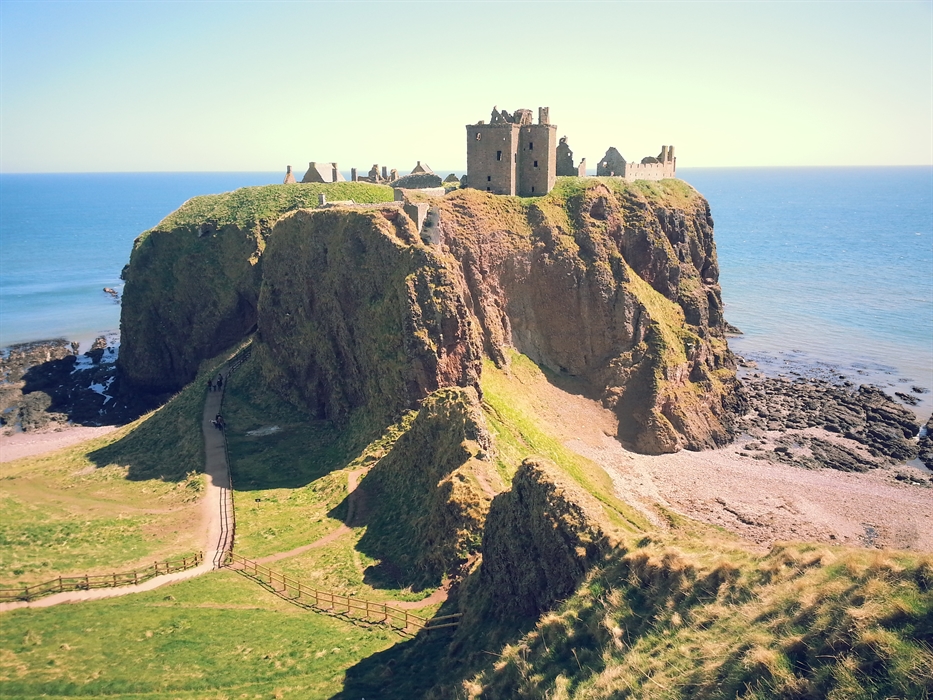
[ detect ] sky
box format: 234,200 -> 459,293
1,0 -> 931,172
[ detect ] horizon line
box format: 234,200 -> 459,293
2,164 -> 932,175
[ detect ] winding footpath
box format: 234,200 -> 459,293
0,358 -> 444,613
0,371 -> 235,612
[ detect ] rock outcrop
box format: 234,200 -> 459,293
438,180 -> 741,453
118,183 -> 395,393
356,387 -> 493,586
119,221 -> 264,393
920,415 -> 933,469
735,375 -> 921,467
255,206 -> 483,425
478,457 -> 611,618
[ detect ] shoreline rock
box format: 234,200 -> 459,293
732,366 -> 927,480
0,336 -> 158,434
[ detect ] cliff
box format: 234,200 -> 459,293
118,183 -> 394,392
254,206 -> 482,426
438,179 -> 741,453
119,177 -> 741,454
356,386 -> 494,587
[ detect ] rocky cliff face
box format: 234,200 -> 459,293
120,178 -> 741,454
357,386 -> 493,587
119,222 -> 265,393
255,207 -> 483,425
477,457 -> 611,618
118,183 -> 395,393
438,180 -> 741,453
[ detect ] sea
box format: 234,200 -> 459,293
1,168 -> 931,419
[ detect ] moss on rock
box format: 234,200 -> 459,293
255,206 -> 483,427
356,386 -> 493,587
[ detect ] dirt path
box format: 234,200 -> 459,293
0,372 -> 235,612
255,468 -> 368,565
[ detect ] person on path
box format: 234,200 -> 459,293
207,378 -> 213,392
216,374 -> 223,391
215,414 -> 225,431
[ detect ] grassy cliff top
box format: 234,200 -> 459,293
150,182 -> 395,233
548,175 -> 700,208
149,177 -> 696,235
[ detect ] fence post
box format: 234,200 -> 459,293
58,577 -> 63,593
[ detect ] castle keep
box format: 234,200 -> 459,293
465,106 -> 676,196
466,107 -> 557,196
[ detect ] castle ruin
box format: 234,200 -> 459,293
465,106 -> 676,196
284,106 -> 678,200
556,137 -> 586,177
301,162 -> 346,184
465,106 -> 557,196
596,145 -> 676,181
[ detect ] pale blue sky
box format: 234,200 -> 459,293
1,0 -> 931,171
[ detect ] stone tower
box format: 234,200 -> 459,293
465,106 -> 557,196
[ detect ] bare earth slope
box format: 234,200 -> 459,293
502,359 -> 933,552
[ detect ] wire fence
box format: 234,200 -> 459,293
224,552 -> 460,632
0,553 -> 204,603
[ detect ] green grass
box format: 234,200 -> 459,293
465,544 -> 933,699
223,358 -> 417,557
146,182 -> 395,239
479,351 -> 648,535
269,531 -> 441,607
223,357 -> 441,603
0,571 -> 402,699
0,345 -> 245,585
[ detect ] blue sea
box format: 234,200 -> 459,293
1,168 -> 931,417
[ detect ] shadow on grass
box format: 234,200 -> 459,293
332,583 -> 535,700
87,343 -> 246,482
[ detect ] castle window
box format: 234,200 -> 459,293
475,132 -> 481,141
534,160 -> 538,168
531,186 -> 535,193
496,150 -> 502,161
487,176 -> 491,182
529,142 -> 534,150
486,187 -> 491,191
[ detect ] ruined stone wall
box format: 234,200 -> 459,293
556,138 -> 575,176
623,160 -> 676,181
518,124 -> 557,196
466,123 -> 519,195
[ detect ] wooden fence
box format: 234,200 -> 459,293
224,552 -> 460,632
0,553 -> 204,603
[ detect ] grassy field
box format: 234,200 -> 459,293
0,571 -> 402,699
463,542 -> 933,699
147,181 -> 395,238
268,530 -> 441,607
0,346 -> 241,586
